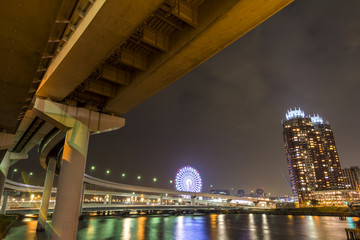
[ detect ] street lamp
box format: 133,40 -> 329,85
10,168 -> 18,181
153,178 -> 157,182
91,166 -> 95,171
106,170 -> 110,174
169,180 -> 173,184
137,175 -> 141,180
28,172 -> 33,184
122,173 -> 126,177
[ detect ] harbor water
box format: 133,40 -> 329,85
5,214 -> 360,240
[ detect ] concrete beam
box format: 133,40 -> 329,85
0,133 -> 15,150
36,0 -> 165,100
11,110 -> 55,154
172,0 -> 200,27
101,66 -> 130,86
83,79 -> 118,98
141,25 -> 169,52
9,152 -> 28,160
33,98 -> 125,134
105,0 -> 293,115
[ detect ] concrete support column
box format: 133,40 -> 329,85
109,195 -> 112,205
50,121 -> 89,240
104,196 -> 107,205
79,182 -> 85,217
37,157 -> 56,231
0,191 -> 9,214
159,195 -> 163,205
33,98 -> 124,240
191,196 -> 196,206
0,151 -> 10,203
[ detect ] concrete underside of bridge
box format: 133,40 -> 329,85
36,0 -> 293,117
0,0 -> 62,133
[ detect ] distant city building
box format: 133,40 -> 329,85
343,166 -> 360,190
248,188 -> 267,198
237,189 -> 245,197
282,108 -> 345,204
255,188 -> 265,197
209,189 -> 230,195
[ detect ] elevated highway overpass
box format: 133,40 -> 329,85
3,174 -> 263,215
0,0 -> 293,239
4,174 -> 262,204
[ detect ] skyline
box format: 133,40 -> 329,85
12,0 -> 360,196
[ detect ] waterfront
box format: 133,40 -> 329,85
5,214 -> 360,240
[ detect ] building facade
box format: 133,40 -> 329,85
282,108 -> 345,204
312,190 -> 360,206
343,166 -> 360,190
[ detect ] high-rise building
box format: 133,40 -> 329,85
255,188 -> 265,197
343,166 -> 360,190
237,189 -> 245,197
282,108 -> 344,204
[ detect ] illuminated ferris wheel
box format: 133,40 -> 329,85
175,166 -> 202,193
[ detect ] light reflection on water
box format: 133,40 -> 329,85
5,214 -> 360,240
262,214 -> 270,240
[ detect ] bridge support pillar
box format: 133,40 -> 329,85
33,98 -> 125,240
37,157 -> 56,231
50,121 -> 89,240
0,191 -> 9,214
0,151 -> 28,204
79,182 -> 85,218
109,195 -> 112,205
191,196 -> 196,206
0,151 -> 10,204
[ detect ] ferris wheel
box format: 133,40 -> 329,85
175,166 -> 202,193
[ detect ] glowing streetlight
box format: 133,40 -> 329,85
28,172 -> 33,184
169,180 -> 173,184
153,178 -> 157,182
137,175 -> 141,180
10,168 -> 18,180
122,173 -> 126,177
106,170 -> 110,174
210,185 -> 213,188
91,166 -> 95,171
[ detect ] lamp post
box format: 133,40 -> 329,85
153,178 -> 157,183
10,168 -> 18,181
137,175 -> 141,180
121,173 -> 126,178
28,172 -> 33,184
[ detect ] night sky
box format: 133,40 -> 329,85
14,0 -> 360,196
